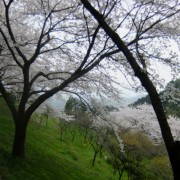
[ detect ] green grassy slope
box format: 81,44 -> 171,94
0,98 -> 119,180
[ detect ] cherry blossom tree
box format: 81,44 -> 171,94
80,0 -> 180,178
0,0 -> 122,157
111,104 -> 180,144
0,1 -> 180,178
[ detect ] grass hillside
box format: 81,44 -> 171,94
0,98 -> 173,180
0,98 -> 120,180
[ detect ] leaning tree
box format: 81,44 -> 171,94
80,0 -> 180,179
0,0 -> 122,157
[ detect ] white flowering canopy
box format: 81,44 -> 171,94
111,104 -> 180,144
0,0 -> 123,114
0,0 -> 179,117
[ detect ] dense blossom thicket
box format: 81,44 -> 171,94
0,0 -> 121,105
111,104 -> 180,144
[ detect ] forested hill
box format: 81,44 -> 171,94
133,79 -> 180,118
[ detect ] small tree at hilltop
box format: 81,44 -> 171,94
65,96 -> 87,116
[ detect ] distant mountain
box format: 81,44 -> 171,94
133,95 -> 151,106
132,79 -> 180,118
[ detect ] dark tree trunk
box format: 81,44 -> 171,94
171,142 -> 180,180
140,76 -> 180,180
92,150 -> 98,166
118,166 -> 125,180
12,121 -> 27,157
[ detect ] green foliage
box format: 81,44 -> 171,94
65,96 -> 87,115
149,156 -> 173,180
122,131 -> 155,158
133,96 -> 151,106
133,78 -> 180,118
0,97 -> 12,116
107,130 -> 173,180
162,79 -> 180,117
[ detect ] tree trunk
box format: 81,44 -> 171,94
92,150 -> 98,166
12,121 -> 27,157
119,166 -> 125,180
171,142 -> 180,180
142,78 -> 180,180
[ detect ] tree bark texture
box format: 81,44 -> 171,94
12,121 -> 27,157
92,151 -> 98,166
171,141 -> 180,180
